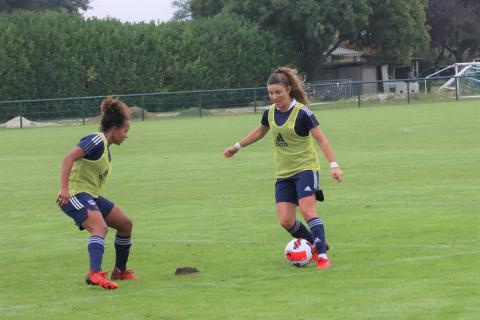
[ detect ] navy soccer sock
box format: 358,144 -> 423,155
88,235 -> 105,273
307,217 -> 327,255
114,234 -> 132,272
287,220 -> 315,244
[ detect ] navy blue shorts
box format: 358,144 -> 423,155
60,192 -> 114,230
275,170 -> 320,204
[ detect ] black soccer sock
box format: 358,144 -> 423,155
287,220 -> 315,244
114,234 -> 132,272
307,217 -> 327,255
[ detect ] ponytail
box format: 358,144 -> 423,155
267,67 -> 310,106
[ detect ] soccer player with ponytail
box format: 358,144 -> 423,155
57,96 -> 138,289
224,67 -> 343,269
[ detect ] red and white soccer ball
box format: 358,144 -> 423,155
284,238 -> 313,267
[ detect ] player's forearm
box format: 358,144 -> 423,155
318,140 -> 337,164
311,127 -> 338,164
238,126 -> 267,148
59,156 -> 74,190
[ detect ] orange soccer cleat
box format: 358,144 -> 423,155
111,268 -> 139,280
310,243 -> 329,262
85,271 -> 119,289
311,245 -> 319,263
316,257 -> 332,269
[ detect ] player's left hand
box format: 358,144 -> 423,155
331,167 -> 343,182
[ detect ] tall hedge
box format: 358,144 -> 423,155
0,11 -> 296,100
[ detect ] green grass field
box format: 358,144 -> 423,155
1,101 -> 479,320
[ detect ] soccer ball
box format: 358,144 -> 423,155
284,238 -> 312,267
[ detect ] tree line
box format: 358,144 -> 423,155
0,10 -> 292,100
0,0 -> 479,100
179,0 -> 480,72
0,0 -> 89,12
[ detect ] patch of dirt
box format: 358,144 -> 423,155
129,106 -> 157,119
88,106 -> 157,123
174,267 -> 199,275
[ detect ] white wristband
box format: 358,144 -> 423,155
329,162 -> 339,169
234,142 -> 242,150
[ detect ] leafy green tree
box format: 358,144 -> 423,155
358,0 -> 429,64
190,0 -> 430,74
172,0 -> 192,21
427,0 -> 480,65
0,11 -> 295,100
226,0 -> 373,72
166,13 -> 296,90
0,0 -> 90,12
190,0 -> 223,19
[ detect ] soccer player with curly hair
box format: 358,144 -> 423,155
57,96 -> 138,289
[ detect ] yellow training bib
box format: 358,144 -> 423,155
268,102 -> 320,178
69,132 -> 112,198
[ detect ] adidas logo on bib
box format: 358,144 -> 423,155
275,133 -> 288,147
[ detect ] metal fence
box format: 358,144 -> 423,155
1,75 -> 478,128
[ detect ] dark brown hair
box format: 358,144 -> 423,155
100,96 -> 130,132
267,67 -> 310,106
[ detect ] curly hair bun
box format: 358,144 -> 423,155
101,96 -> 117,114
99,96 -> 130,131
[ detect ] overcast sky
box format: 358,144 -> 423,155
82,0 -> 176,23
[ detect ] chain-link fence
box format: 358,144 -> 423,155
1,75 -> 478,128
308,75 -> 479,108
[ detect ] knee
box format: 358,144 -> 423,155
119,217 -> 133,234
124,218 -> 133,233
279,217 -> 295,230
91,224 -> 108,237
299,208 -> 317,222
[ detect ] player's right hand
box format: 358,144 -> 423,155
223,147 -> 238,158
56,188 -> 70,206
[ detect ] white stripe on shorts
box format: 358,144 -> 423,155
70,196 -> 84,210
